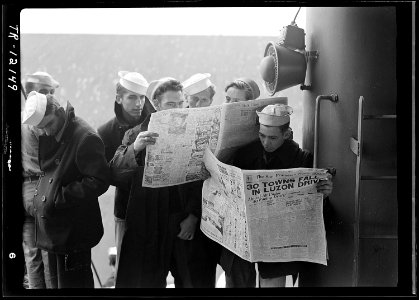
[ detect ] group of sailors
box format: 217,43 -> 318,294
21,70 -> 333,289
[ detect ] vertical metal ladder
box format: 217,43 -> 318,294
349,96 -> 397,286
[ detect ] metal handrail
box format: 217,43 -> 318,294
352,96 -> 364,287
313,94 -> 339,168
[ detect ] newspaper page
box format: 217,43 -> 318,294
143,105 -> 222,187
243,168 -> 328,265
142,97 -> 287,187
201,149 -> 328,265
200,148 -> 251,260
214,97 -> 288,162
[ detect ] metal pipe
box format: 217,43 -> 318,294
313,94 -> 339,168
352,96 -> 364,287
91,260 -> 103,288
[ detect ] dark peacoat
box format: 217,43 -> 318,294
110,116 -> 209,287
219,139 -> 330,280
35,102 -> 110,254
97,98 -> 155,219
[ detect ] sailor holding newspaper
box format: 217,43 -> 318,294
218,104 -> 333,288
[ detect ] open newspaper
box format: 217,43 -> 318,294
200,148 -> 328,265
142,97 -> 287,187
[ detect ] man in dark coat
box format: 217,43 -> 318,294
111,78 -> 210,288
21,71 -> 60,289
21,91 -> 110,288
97,71 -> 154,274
181,73 -> 221,287
219,104 -> 333,288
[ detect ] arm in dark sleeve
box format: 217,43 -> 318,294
302,150 -> 314,168
182,180 -> 203,219
97,125 -> 114,163
109,143 -> 141,190
62,133 -> 110,202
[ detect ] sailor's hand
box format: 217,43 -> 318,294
317,173 -> 333,197
133,131 -> 159,154
177,214 -> 198,240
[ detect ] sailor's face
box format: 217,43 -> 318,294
36,112 -> 62,136
258,124 -> 286,153
29,83 -> 55,96
187,88 -> 213,108
118,92 -> 145,119
225,87 -> 247,103
157,90 -> 185,110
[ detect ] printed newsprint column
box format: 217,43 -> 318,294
214,97 -> 288,163
142,97 -> 287,188
143,105 -> 222,187
201,148 -> 251,260
201,148 -> 328,265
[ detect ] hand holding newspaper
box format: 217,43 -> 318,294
142,97 -> 287,187
200,148 -> 328,265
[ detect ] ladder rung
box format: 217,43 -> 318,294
359,235 -> 398,239
363,115 -> 397,119
350,137 -> 359,156
361,176 -> 397,180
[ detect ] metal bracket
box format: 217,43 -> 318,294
305,50 -> 319,61
329,93 -> 339,102
300,51 -> 319,91
350,137 -> 360,156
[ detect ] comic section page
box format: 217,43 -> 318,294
143,106 -> 222,187
142,97 -> 287,188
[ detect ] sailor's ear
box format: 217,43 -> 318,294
284,128 -> 293,140
116,94 -> 122,104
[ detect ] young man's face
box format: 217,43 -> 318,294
187,88 -> 213,108
157,90 -> 184,111
117,92 -> 146,120
225,87 -> 247,103
36,111 -> 64,137
258,124 -> 287,153
28,83 -> 55,96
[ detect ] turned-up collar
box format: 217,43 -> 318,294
54,100 -> 70,142
262,139 -> 301,168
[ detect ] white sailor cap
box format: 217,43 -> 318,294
256,104 -> 293,126
118,71 -> 149,95
21,91 -> 47,126
25,71 -> 60,88
182,73 -> 213,95
108,247 -> 117,256
146,77 -> 177,110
